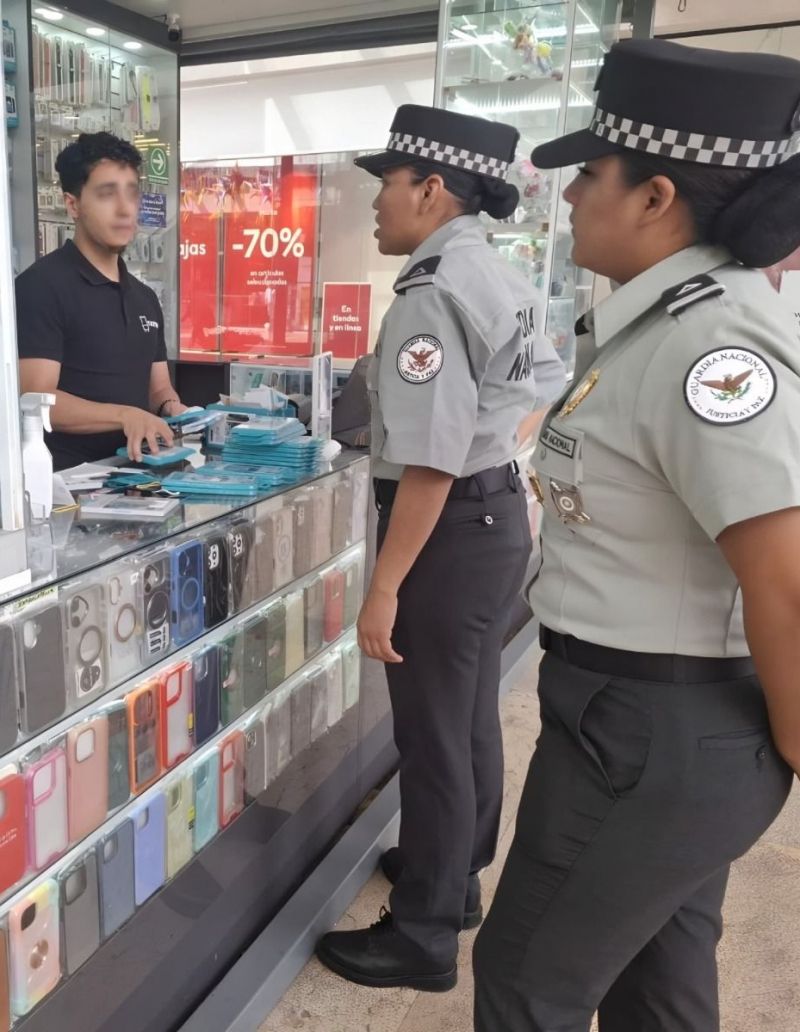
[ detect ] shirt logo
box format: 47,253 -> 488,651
684,349 -> 776,425
139,315 -> 159,333
397,335 -> 443,384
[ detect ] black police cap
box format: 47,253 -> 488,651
533,38 -> 800,170
355,104 -> 519,183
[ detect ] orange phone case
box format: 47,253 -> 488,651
126,682 -> 162,794
67,716 -> 109,842
219,730 -> 244,828
0,767 -> 26,897
158,661 -> 193,769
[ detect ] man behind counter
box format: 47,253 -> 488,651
16,131 -> 187,471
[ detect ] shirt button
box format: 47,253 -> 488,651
483,515 -> 494,526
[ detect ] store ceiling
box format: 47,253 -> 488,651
112,0 -> 438,43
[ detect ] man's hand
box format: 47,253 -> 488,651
358,586 -> 403,663
120,406 -> 174,462
160,399 -> 190,418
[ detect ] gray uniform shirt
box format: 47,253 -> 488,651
369,215 -> 565,480
530,243 -> 800,657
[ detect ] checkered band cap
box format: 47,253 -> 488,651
387,131 -> 511,180
590,106 -> 793,169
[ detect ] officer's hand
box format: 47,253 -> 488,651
120,407 -> 174,462
357,587 -> 403,664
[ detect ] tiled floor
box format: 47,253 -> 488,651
261,647 -> 800,1032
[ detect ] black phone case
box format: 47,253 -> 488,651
107,704 -> 131,812
193,645 -> 221,746
0,625 -> 19,752
203,534 -> 230,629
242,615 -> 268,711
227,520 -> 255,614
265,602 -> 287,696
142,553 -> 171,658
18,604 -> 67,733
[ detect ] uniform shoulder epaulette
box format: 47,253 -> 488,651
661,274 -> 726,316
393,255 -> 442,295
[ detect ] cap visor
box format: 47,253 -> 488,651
353,151 -> 413,177
532,128 -> 624,169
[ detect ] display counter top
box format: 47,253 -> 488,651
10,450 -> 367,610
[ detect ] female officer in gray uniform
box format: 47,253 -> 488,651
474,39 -> 800,1032
316,104 -> 565,991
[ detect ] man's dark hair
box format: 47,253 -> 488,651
55,132 -> 142,196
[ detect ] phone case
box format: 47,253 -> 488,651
219,731 -> 244,828
342,641 -> 361,711
9,879 -> 60,1016
17,604 -> 67,733
265,689 -> 292,779
272,507 -> 294,588
59,852 -> 100,976
106,563 -> 143,684
97,819 -> 135,940
310,487 -> 333,568
141,550 -> 171,659
0,624 -> 19,753
292,495 -> 314,576
63,582 -> 108,707
131,793 -> 166,905
290,676 -> 312,756
253,506 -> 275,600
193,645 -> 220,746
219,630 -> 245,724
127,681 -> 162,794
171,540 -> 205,647
106,702 -> 131,812
332,479 -> 354,553
303,577 -> 325,660
242,613 -> 268,711
309,667 -> 328,741
265,600 -> 286,695
0,766 -> 26,895
25,746 -> 68,872
158,661 -> 193,769
325,652 -> 345,727
0,927 -> 9,1032
165,775 -> 194,879
67,716 -> 109,842
323,569 -> 345,643
227,518 -> 255,613
284,592 -> 305,677
352,467 -> 369,542
342,555 -> 363,629
243,714 -> 268,800
193,752 -> 219,852
203,533 -> 230,629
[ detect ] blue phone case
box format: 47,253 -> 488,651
171,540 -> 205,647
193,646 -> 220,746
97,819 -> 135,940
131,794 -> 166,905
116,445 -> 194,467
193,753 -> 219,852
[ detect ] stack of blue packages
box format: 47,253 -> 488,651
195,462 -> 292,490
221,418 -> 325,475
162,470 -> 261,497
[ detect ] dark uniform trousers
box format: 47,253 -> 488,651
473,640 -> 793,1032
376,466 -> 532,966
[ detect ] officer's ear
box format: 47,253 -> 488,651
418,174 -> 447,213
637,174 -> 681,227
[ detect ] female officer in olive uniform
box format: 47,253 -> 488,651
316,105 -> 565,991
474,39 -> 800,1032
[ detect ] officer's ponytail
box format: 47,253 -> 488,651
620,149 -> 800,268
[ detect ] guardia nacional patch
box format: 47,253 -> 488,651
397,335 -> 443,384
684,348 -> 776,425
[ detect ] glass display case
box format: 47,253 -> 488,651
3,0 -> 179,356
436,0 -> 622,376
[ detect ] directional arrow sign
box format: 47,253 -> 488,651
148,146 -> 169,184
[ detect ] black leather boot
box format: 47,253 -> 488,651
379,847 -> 483,929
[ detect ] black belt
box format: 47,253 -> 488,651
374,462 -> 519,509
540,626 -> 755,684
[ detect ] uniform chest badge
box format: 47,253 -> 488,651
550,480 -> 591,524
559,370 -> 600,417
528,471 -> 544,505
397,335 -> 444,384
684,348 -> 776,425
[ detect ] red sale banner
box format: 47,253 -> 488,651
321,282 -> 372,361
179,212 -> 220,354
220,165 -> 319,357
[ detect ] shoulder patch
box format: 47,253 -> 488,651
662,274 -> 725,316
397,335 -> 443,384
393,256 -> 442,295
684,348 -> 776,425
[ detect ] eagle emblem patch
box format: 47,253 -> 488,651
397,335 -> 444,384
684,348 -> 776,425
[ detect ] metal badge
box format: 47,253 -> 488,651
528,471 -> 545,505
559,370 -> 600,418
550,480 -> 591,525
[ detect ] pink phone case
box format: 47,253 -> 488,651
219,731 -> 244,828
159,662 -> 193,769
8,879 -> 61,1016
25,747 -> 69,872
67,716 -> 110,843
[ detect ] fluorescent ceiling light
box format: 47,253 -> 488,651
34,7 -> 64,20
86,27 -> 106,37
123,40 -> 142,51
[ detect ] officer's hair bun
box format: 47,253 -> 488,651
713,153 -> 800,268
480,179 -> 520,220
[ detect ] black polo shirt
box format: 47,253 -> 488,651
15,240 -> 167,470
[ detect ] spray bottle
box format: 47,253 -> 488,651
20,392 -> 55,520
